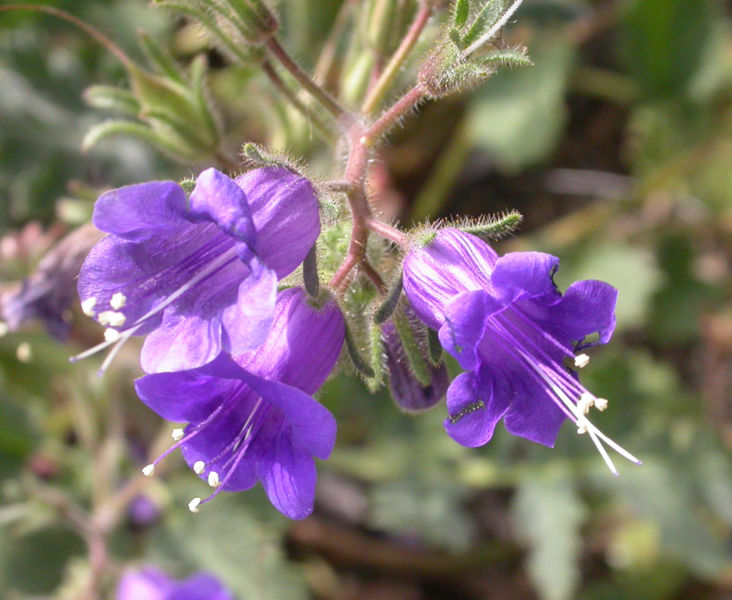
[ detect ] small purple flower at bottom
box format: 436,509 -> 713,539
403,228 -> 640,474
76,166 -> 319,374
117,566 -> 234,600
135,288 -> 345,519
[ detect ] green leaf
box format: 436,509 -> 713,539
369,481 -> 474,552
454,0 -> 470,28
83,85 -> 141,117
82,119 -> 200,162
466,39 -> 575,171
512,477 -> 587,600
615,459 -> 730,578
621,0 -> 717,98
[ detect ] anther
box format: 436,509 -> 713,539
188,497 -> 201,513
594,398 -> 609,411
577,422 -> 588,435
207,471 -> 220,488
81,297 -> 97,316
0,321 -> 9,337
142,464 -> 155,477
574,353 -> 590,369
171,428 -> 185,441
104,328 -> 121,343
577,392 -> 594,415
98,311 -> 126,328
110,292 -> 127,310
193,460 -> 205,474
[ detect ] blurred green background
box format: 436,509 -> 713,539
0,1 -> 731,599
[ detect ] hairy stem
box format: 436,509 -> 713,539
362,83 -> 426,147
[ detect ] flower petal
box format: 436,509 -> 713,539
236,288 -> 345,394
502,389 -> 567,447
140,311 -> 223,373
189,168 -> 256,245
117,567 -> 174,600
237,167 -> 320,278
444,371 -> 508,447
403,228 -> 496,329
175,573 -> 236,600
257,429 -> 317,520
220,257 -> 277,355
237,369 -> 336,460
490,252 -> 561,304
438,289 -> 504,370
134,367 -> 234,423
93,181 -> 188,242
179,415 -> 260,493
519,279 -> 617,350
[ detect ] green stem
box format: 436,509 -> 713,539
260,59 -> 334,141
266,36 -> 350,122
361,1 -> 432,115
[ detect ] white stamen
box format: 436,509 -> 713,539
104,328 -> 121,343
515,348 -> 640,474
142,464 -> 155,477
110,292 -> 127,310
188,497 -> 201,513
193,460 -> 205,474
171,428 -> 185,441
577,391 -> 594,415
0,321 -> 9,337
577,422 -> 588,434
81,297 -> 97,316
16,342 -> 32,363
207,471 -> 220,488
594,398 -> 609,411
97,311 -> 126,328
574,353 -> 590,369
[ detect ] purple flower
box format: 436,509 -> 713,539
76,166 -> 319,373
382,320 -> 448,414
403,229 -> 640,474
135,288 -> 345,519
117,566 -> 234,600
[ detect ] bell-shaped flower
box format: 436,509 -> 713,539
117,566 -> 234,600
76,166 -> 320,373
403,228 -> 640,474
135,288 -> 345,519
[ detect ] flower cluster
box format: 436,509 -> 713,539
77,168 -> 637,520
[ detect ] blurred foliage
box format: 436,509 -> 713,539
1,1 -> 731,600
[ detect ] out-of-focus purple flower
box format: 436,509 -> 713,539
382,321 -> 448,413
117,566 -> 234,600
403,228 -> 640,473
127,494 -> 160,528
1,224 -> 103,341
76,167 -> 319,373
135,288 -> 345,519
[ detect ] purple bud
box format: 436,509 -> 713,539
382,321 -> 448,413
